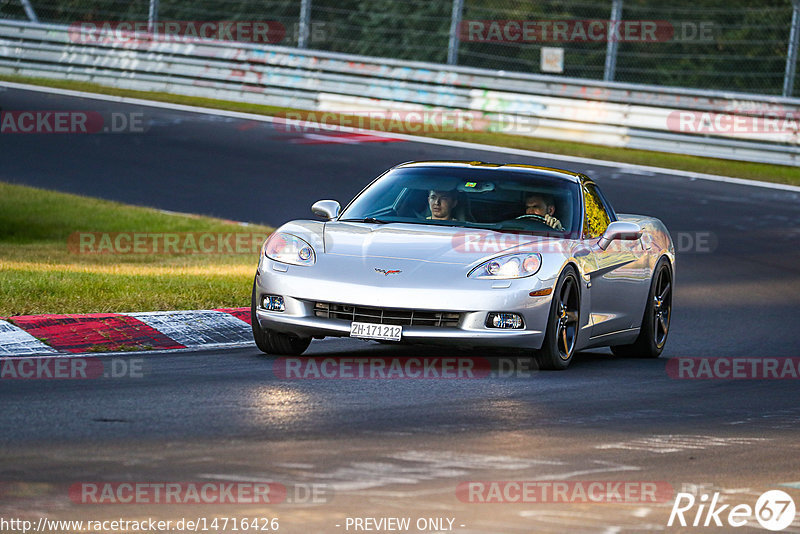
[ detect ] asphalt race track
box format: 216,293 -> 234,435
1,85 -> 799,533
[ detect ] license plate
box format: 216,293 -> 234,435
350,322 -> 402,341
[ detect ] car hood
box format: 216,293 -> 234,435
265,220 -> 574,298
325,221 -> 555,263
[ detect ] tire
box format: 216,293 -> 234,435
536,266 -> 580,371
251,277 -> 311,356
611,257 -> 672,359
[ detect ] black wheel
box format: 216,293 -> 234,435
536,266 -> 580,370
611,258 -> 672,359
251,277 -> 311,356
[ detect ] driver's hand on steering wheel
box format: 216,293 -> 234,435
543,214 -> 564,231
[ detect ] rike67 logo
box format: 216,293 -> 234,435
668,489 -> 796,531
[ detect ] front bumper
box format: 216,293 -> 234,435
256,307 -> 544,348
254,261 -> 554,350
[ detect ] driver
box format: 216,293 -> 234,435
523,193 -> 563,230
428,189 -> 459,220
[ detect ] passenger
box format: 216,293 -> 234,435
523,193 -> 563,230
428,189 -> 459,220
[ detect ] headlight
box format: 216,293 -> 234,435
468,253 -> 541,279
263,233 -> 316,266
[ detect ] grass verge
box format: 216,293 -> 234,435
2,73 -> 799,186
0,181 -> 271,316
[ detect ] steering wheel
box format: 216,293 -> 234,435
515,214 -> 548,223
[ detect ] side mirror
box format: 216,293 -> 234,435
311,200 -> 340,220
597,221 -> 643,250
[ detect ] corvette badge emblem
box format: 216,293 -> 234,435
375,268 -> 402,276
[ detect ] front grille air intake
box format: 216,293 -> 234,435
314,302 -> 460,328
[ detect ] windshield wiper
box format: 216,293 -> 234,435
341,217 -> 390,224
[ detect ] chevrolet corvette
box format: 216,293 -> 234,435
251,161 -> 674,370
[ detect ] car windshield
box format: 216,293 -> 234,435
339,166 -> 582,236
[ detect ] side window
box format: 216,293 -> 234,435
583,183 -> 611,238
592,183 -> 617,222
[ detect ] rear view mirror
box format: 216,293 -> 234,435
597,221 -> 643,250
311,200 -> 340,220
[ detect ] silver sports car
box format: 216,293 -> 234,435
251,161 -> 674,370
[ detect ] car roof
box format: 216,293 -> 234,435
392,160 -> 585,184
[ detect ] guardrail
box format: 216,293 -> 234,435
1,19 -> 799,165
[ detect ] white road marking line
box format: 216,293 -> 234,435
530,460 -> 641,480
596,435 -> 768,454
199,473 -> 280,483
388,450 -> 564,469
